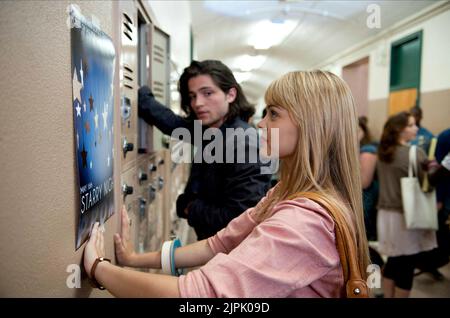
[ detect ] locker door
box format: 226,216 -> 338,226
119,3 -> 138,172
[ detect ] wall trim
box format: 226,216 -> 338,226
313,1 -> 450,69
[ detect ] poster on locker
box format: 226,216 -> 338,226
69,5 -> 116,249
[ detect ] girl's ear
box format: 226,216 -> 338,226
226,87 -> 237,103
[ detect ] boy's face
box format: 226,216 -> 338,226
188,74 -> 236,128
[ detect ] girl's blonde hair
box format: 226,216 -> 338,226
256,70 -> 370,278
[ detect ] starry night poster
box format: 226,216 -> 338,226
70,7 -> 115,249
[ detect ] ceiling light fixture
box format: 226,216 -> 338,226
248,19 -> 298,50
232,54 -> 267,72
233,71 -> 252,84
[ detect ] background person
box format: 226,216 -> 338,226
410,106 -> 434,154
358,117 -> 384,270
376,111 -> 437,298
416,128 -> 450,280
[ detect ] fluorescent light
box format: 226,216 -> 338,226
248,19 -> 298,50
234,71 -> 252,84
232,55 -> 266,72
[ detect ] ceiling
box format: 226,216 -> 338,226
189,0 -> 437,104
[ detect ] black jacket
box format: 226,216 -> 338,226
138,86 -> 272,239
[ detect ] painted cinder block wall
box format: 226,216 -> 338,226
0,0 -> 193,297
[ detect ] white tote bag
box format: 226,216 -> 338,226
401,145 -> 438,230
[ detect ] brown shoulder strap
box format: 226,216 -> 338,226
288,192 -> 369,298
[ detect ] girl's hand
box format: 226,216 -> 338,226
83,222 -> 106,278
114,206 -> 136,266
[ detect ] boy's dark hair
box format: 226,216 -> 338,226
178,60 -> 255,122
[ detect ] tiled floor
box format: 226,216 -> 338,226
410,262 -> 450,298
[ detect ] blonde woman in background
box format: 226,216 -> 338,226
83,71 -> 370,297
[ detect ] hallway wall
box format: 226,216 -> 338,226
0,0 -> 193,297
321,2 -> 450,141
0,1 -> 118,297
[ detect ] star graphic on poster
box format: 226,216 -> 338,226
84,121 -> 90,133
89,94 -> 94,112
79,59 -> 84,87
94,110 -> 99,129
107,155 -> 110,167
75,103 -> 81,117
102,105 -> 108,130
76,132 -> 79,149
72,69 -> 82,105
90,161 -> 93,169
83,102 -> 86,113
80,144 -> 88,168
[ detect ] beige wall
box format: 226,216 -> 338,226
0,0 -> 118,297
321,2 -> 450,140
0,0 -> 193,297
421,89 -> 450,136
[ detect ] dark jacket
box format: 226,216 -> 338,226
138,86 -> 272,239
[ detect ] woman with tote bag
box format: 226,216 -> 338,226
376,111 -> 437,298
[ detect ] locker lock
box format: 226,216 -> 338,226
120,96 -> 131,120
158,176 -> 164,190
122,137 -> 134,157
121,104 -> 131,120
139,197 -> 147,218
148,185 -> 156,202
122,183 -> 134,196
148,164 -> 157,173
158,159 -> 165,165
138,171 -> 148,182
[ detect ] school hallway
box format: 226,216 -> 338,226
1,0 -> 450,300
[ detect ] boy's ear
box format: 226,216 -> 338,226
226,87 -> 237,103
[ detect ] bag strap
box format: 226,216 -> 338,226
288,192 -> 369,298
408,145 -> 418,178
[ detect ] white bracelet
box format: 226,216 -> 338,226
161,240 -> 173,275
161,238 -> 183,276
